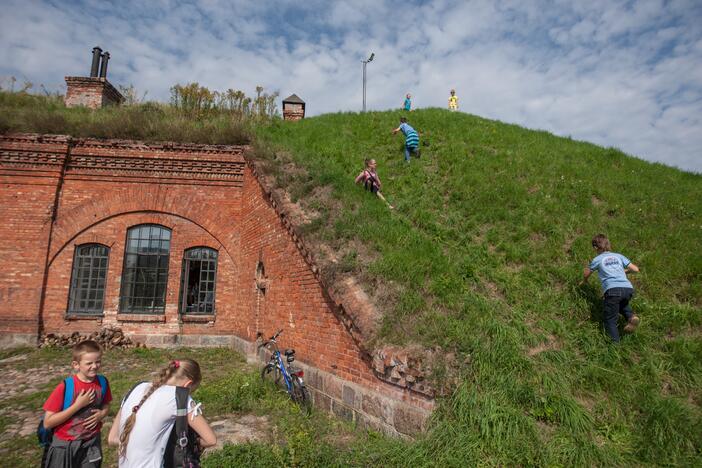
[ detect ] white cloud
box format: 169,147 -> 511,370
0,0 -> 700,172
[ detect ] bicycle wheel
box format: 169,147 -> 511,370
291,375 -> 312,413
261,363 -> 281,386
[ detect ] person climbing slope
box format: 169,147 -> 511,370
582,234 -> 641,342
392,116 -> 420,162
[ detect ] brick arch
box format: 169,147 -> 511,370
50,186 -> 239,262
49,209 -> 235,268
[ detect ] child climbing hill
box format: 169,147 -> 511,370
403,93 -> 412,111
355,158 -> 393,209
392,116 -> 420,162
582,234 -> 641,342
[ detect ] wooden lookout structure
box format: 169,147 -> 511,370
282,94 -> 305,121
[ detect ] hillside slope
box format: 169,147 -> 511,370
253,108 -> 701,465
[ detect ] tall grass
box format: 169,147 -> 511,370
0,91 -> 250,144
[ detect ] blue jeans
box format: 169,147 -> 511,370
404,145 -> 418,162
602,287 -> 634,342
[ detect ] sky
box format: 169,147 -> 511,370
1,0 -> 701,173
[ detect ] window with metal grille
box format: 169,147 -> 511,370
68,244 -> 110,314
179,247 -> 218,314
119,224 -> 171,314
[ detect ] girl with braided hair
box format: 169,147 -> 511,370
108,359 -> 216,467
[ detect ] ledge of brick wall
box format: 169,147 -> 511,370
0,333 -> 36,349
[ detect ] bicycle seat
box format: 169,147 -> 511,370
284,349 -> 295,356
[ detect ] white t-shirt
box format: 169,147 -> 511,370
118,383 -> 196,468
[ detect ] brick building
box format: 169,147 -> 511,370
0,133 -> 431,435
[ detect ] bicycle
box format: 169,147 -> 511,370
258,329 -> 312,413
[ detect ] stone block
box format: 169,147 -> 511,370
342,385 -> 356,408
393,405 -> 427,436
331,400 -> 354,421
325,375 -> 342,399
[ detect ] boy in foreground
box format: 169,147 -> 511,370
582,234 -> 641,342
42,340 -> 112,467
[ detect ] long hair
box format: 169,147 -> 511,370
118,359 -> 201,459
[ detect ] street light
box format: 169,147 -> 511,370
362,52 -> 375,112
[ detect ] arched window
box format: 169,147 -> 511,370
179,247 -> 218,314
68,244 -> 110,315
119,224 -> 171,314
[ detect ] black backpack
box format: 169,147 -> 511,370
163,386 -> 201,468
121,383 -> 201,468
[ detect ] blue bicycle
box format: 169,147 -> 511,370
259,329 -> 311,412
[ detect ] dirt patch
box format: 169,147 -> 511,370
591,195 -> 603,206
529,232 -> 545,244
206,414 -> 270,452
0,361 -> 70,402
526,334 -> 561,357
481,280 -> 506,302
528,185 -> 540,194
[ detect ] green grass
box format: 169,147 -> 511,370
252,108 -> 702,466
2,93 -> 701,465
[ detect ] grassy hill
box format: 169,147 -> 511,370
2,92 -> 700,465
252,109 -> 702,465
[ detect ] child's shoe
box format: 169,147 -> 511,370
623,315 -> 640,333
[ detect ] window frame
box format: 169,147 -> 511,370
67,243 -> 110,315
178,247 -> 219,316
118,224 -> 172,315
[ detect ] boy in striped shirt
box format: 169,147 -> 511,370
392,117 -> 420,162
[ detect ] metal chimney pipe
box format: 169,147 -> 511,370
90,47 -> 102,77
99,51 -> 110,78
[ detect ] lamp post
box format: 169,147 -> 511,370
362,52 -> 375,112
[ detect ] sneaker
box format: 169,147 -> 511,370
623,315 -> 640,333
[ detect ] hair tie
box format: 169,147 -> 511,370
132,405 -> 140,413
172,360 -> 180,369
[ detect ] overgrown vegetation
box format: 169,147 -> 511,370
2,91 -> 700,465
0,82 -> 282,144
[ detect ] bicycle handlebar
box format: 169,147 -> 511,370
257,329 -> 284,349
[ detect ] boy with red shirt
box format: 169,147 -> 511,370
42,340 -> 112,468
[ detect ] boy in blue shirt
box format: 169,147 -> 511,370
582,234 -> 640,342
392,117 -> 420,162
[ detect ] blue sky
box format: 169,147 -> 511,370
1,0 -> 701,172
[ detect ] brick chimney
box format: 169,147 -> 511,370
64,46 -> 124,109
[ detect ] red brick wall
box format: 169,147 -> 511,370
0,135 -> 69,335
237,167 -> 370,380
0,134 -> 432,415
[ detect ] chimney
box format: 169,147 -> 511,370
90,47 -> 102,77
64,47 -> 123,109
99,51 -> 110,78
